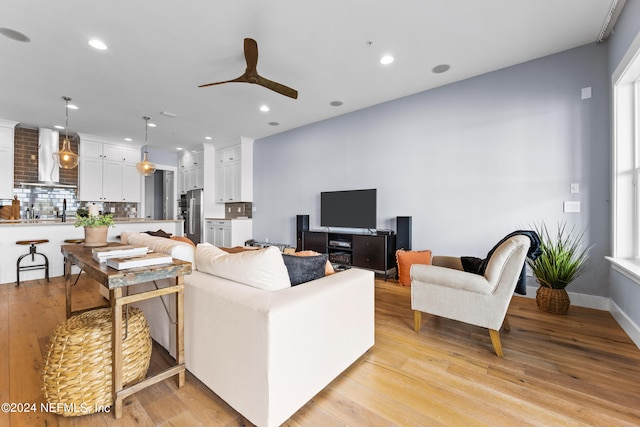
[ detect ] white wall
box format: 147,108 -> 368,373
253,42 -> 610,298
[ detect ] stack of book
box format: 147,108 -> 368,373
92,245 -> 149,263
106,252 -> 174,270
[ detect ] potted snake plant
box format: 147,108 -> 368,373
526,222 -> 591,314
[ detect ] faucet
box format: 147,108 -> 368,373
62,198 -> 67,222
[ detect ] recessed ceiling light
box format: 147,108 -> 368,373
205,136 -> 212,140
380,55 -> 394,65
260,105 -> 270,112
124,137 -> 133,142
88,39 -> 107,50
0,27 -> 30,42
54,125 -> 64,130
330,101 -> 343,107
147,123 -> 156,127
432,64 -> 451,74
176,147 -> 183,151
67,104 -> 79,110
268,122 -> 280,126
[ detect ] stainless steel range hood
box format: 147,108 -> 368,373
19,128 -> 77,188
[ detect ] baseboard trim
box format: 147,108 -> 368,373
521,285 -> 639,350
523,285 -> 610,310
610,300 -> 640,349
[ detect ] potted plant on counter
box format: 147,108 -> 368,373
74,212 -> 115,247
527,222 -> 591,315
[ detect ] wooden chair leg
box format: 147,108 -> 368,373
502,315 -> 511,332
489,329 -> 504,357
414,310 -> 422,332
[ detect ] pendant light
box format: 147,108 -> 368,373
136,116 -> 156,176
53,96 -> 79,169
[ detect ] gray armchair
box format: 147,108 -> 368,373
410,235 -> 530,357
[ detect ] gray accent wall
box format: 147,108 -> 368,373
254,42 -> 610,297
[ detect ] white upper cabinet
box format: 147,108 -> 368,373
0,120 -> 17,199
214,141 -> 252,203
178,150 -> 204,193
78,134 -> 142,202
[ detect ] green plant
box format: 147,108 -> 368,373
74,212 -> 115,228
76,207 -> 88,217
527,222 -> 591,289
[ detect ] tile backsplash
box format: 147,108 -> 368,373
2,126 -> 138,219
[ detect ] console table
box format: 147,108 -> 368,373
302,231 -> 396,279
61,243 -> 192,419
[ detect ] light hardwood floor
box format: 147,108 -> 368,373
1,274 -> 640,426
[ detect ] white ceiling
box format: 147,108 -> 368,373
0,1 -> 616,151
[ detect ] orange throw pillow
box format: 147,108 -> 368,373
170,236 -> 196,247
396,249 -> 432,286
294,250 -> 335,275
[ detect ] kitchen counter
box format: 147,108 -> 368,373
0,219 -> 184,285
204,217 -> 251,220
0,218 -> 182,226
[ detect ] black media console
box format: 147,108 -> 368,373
302,230 -> 396,280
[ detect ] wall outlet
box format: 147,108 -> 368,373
110,207 -> 116,213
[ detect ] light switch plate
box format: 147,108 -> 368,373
563,201 -> 581,213
570,183 -> 579,194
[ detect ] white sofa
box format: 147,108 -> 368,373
120,231 -> 375,427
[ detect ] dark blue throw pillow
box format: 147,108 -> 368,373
281,254 -> 327,286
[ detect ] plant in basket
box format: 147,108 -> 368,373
526,222 -> 591,314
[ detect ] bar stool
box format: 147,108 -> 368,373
16,239 -> 50,286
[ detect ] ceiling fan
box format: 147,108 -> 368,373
199,38 -> 298,99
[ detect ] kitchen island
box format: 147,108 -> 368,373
0,219 -> 184,285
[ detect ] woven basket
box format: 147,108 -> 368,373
42,307 -> 152,416
536,286 -> 570,315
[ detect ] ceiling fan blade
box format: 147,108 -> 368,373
244,38 -> 258,73
199,38 -> 298,99
255,74 -> 298,99
198,74 -> 249,88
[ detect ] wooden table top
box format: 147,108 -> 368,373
61,243 -> 192,289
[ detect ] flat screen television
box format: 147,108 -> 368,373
321,189 -> 377,229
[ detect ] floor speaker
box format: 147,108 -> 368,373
296,214 -> 309,251
396,216 -> 412,251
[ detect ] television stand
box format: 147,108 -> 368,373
302,230 -> 396,280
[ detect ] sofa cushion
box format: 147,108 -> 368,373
195,243 -> 291,291
282,254 -> 327,286
294,250 -> 335,275
396,249 -> 432,286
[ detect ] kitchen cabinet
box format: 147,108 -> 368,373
78,135 -> 142,202
205,219 -> 253,247
215,161 -> 241,203
216,145 -> 240,163
179,150 -> 204,194
214,142 -> 252,203
206,219 -> 231,247
0,120 -> 17,199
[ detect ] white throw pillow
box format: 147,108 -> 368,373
195,243 -> 291,291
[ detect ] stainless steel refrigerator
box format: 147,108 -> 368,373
186,189 -> 203,244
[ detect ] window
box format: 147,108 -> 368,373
612,32 -> 640,264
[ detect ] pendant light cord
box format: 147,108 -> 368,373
63,96 -> 71,140
143,116 -> 150,154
